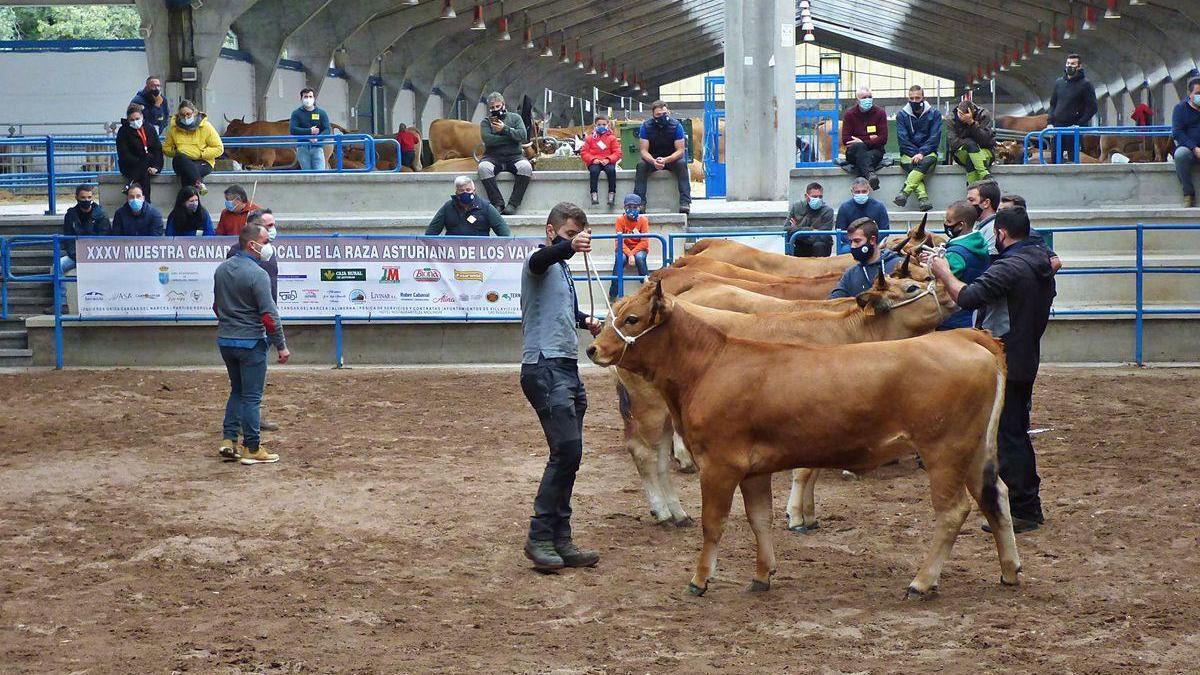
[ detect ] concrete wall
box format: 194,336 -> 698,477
205,57 -> 255,128
393,89 -> 417,130
264,69 -> 309,122
318,77 -> 350,130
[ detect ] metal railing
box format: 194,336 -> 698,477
1021,125 -> 1172,165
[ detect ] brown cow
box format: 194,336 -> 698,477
428,118 -> 537,163
222,116 -> 353,169
996,114 -> 1049,133
674,254 -> 841,286
686,238 -> 855,278
653,265 -> 842,301
589,280 -> 1019,597
423,157 -> 480,173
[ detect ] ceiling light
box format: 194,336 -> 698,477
803,31 -> 815,42
440,0 -> 455,20
470,4 -> 486,30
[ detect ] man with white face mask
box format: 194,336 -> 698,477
290,88 -> 330,171
226,210 -> 282,432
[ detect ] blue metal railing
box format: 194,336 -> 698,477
1021,125 -> 1172,165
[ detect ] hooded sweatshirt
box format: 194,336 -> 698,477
827,248 -> 901,299
938,230 -> 990,329
1048,70 -> 1098,128
895,101 -> 943,158
956,239 -> 1056,383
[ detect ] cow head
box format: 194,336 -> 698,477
856,256 -> 956,319
223,115 -> 248,135
587,278 -> 673,367
995,141 -> 1023,165
884,214 -> 946,257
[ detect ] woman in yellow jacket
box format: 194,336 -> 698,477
162,99 -> 223,194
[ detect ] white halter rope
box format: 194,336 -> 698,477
886,279 -> 943,318
582,250 -> 659,351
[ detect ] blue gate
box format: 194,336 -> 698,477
702,73 -> 841,199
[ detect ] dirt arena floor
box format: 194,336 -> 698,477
2,366 -> 1199,674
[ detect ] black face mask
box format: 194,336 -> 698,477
77,199 -> 93,211
909,100 -> 922,114
148,88 -> 161,96
654,114 -> 670,126
850,242 -> 875,264
1065,66 -> 1079,78
974,204 -> 984,217
551,234 -> 567,245
944,223 -> 962,239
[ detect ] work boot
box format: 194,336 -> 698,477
554,539 -> 600,567
867,172 -> 880,191
504,175 -> 531,215
481,177 -> 506,211
1185,194 -> 1195,208
893,190 -> 910,207
218,439 -> 242,461
918,196 -> 933,211
524,538 -> 565,571
679,203 -> 691,214
239,446 -> 280,465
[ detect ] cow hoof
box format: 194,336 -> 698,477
1000,575 -> 1021,587
904,585 -> 938,601
745,579 -> 771,593
674,463 -> 698,474
673,516 -> 695,528
787,521 -> 820,534
687,582 -> 707,597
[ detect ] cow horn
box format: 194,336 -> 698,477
899,254 -> 913,279
873,266 -> 890,290
914,213 -> 927,239
223,114 -> 232,123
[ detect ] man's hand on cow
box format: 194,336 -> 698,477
584,316 -> 602,337
926,254 -> 952,280
572,229 -> 593,254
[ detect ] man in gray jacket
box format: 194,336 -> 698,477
478,92 -> 533,215
214,222 -> 290,465
786,181 -> 835,257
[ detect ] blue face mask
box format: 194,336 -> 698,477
1193,94 -> 1200,107
129,198 -> 145,212
224,199 -> 237,211
808,197 -> 824,210
859,98 -> 874,111
853,193 -> 869,205
596,125 -> 608,134
457,192 -> 475,205
624,208 -> 640,220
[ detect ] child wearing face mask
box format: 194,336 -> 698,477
162,98 -> 223,195
580,116 -> 623,206
607,194 -> 651,301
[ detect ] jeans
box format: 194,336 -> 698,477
1173,146 -> 1197,196
997,379 -> 1043,522
296,143 -> 326,170
59,255 -> 76,273
400,149 -> 416,170
588,162 -> 617,195
172,155 -> 212,187
608,249 -> 649,300
788,232 -> 832,258
521,356 -> 587,542
633,159 -> 691,207
845,143 -> 884,179
220,339 -> 269,450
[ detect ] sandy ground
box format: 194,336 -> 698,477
1,366 -> 1199,674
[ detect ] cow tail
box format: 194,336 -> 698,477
977,342 -> 1007,521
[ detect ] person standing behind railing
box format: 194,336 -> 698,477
166,187 -> 214,237
1046,54 -> 1098,163
289,88 -> 330,171
162,99 -> 223,196
130,76 -> 169,137
1170,77 -> 1200,208
112,184 -> 164,236
115,103 -> 164,205
60,184 -> 111,273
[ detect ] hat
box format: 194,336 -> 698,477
623,193 -> 643,207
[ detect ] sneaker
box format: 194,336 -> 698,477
893,191 -> 910,207
524,538 -> 565,570
590,192 -> 599,205
1186,194 -> 1195,208
607,192 -> 616,207
679,204 -> 691,214
501,205 -> 517,215
554,539 -> 600,568
867,172 -> 880,190
239,447 -> 280,465
918,196 -> 933,211
196,182 -> 208,196
218,439 -> 241,461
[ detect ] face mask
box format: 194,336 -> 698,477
654,114 -> 670,125
850,242 -> 875,264
147,88 -> 160,97
859,98 -> 874,111
225,199 -> 237,211
909,100 -> 922,114
1192,94 -> 1200,107
130,118 -> 143,130
551,234 -> 567,245
302,97 -> 315,107
457,192 -> 475,205
1065,66 -> 1079,78
180,115 -> 197,128
853,193 -> 869,205
185,200 -> 199,213
944,223 -> 963,238
624,208 -> 640,220
128,198 -> 144,212
974,204 -> 985,217
257,242 -> 275,262
267,227 -> 278,242
808,197 -> 824,210
596,125 -> 608,134
77,199 -> 92,211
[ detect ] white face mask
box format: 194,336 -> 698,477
257,242 -> 275,262
302,97 -> 315,107
266,226 -> 278,242
129,118 -> 143,130
181,115 -> 196,126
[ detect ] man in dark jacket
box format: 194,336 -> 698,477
634,101 -> 692,214
948,100 -> 997,184
927,206 -> 1055,533
289,88 -> 331,171
894,85 -> 942,211
130,76 -> 170,136
112,184 -> 164,236
841,85 -> 888,189
786,181 -> 835,257
477,92 -> 532,215
426,176 -> 511,236
827,218 -> 901,299
1170,77 -> 1200,207
60,184 -> 111,272
115,103 -> 164,204
1047,54 -> 1098,162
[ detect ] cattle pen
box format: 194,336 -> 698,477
2,365 -> 1198,673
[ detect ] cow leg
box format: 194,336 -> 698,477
785,468 -> 820,532
655,429 -> 693,526
906,467 -> 972,599
671,431 -> 696,473
740,473 -> 777,592
966,458 -> 1022,586
688,466 -> 740,596
629,430 -> 674,524
616,374 -> 676,524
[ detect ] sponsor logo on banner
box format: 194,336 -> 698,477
458,293 -> 469,302
191,290 -> 202,302
158,266 -> 170,285
454,270 -> 485,282
303,289 -> 319,299
279,290 -> 299,301
324,290 -> 345,302
370,292 -> 398,301
137,292 -> 161,300
321,268 -> 367,282
167,290 -> 186,302
485,290 -> 500,303
414,267 -> 441,282
349,289 -> 366,304
379,267 -> 403,283
502,292 -> 521,300
435,294 -> 457,304
84,291 -> 104,301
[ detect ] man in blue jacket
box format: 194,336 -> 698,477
827,218 -> 901,299
894,85 -> 942,212
130,76 -> 170,136
60,184 -> 111,272
111,184 -> 164,236
835,178 -> 890,254
1171,77 -> 1200,207
290,88 -> 331,171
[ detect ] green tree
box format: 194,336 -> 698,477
0,8 -> 17,40
0,6 -> 140,41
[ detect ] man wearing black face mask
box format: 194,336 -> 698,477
426,176 -> 511,236
894,85 -> 942,211
634,101 -> 691,214
60,184 -> 111,273
130,76 -> 170,137
1047,54 -> 1098,162
827,217 -> 901,299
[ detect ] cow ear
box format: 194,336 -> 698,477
855,289 -> 878,313
648,280 -> 671,324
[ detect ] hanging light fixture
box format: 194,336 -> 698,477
587,49 -> 597,75
802,18 -> 814,31
1127,0 -> 1143,6
439,0 -> 455,19
1063,15 -> 1076,40
620,70 -> 629,87
402,0 -> 418,5
521,15 -> 533,49
559,42 -> 569,64
470,3 -> 486,30
1022,34 -> 1032,61
540,38 -> 553,58
496,4 -> 511,41
612,66 -> 621,84
800,0 -> 809,8
1011,44 -> 1022,68
1105,0 -> 1122,18
1083,6 -> 1097,30
633,75 -> 641,92
1048,19 -> 1062,49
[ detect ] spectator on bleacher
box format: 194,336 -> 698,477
926,206 -> 1054,533
426,176 -> 510,237
290,88 -> 330,171
841,85 -> 888,190
937,200 -> 988,330
395,123 -> 421,171
786,181 -> 835,258
60,184 -> 111,273
112,184 -> 164,236
166,186 -> 214,237
894,85 -> 942,212
216,185 -> 261,236
581,114 -> 622,207
214,221 -> 289,466
478,92 -> 532,215
1047,54 -> 1098,130
608,194 -> 651,301
827,217 -> 901,299
130,76 -> 169,136
949,100 -> 996,184
967,179 -> 1001,254
115,103 -> 164,204
162,99 -> 223,196
634,101 -> 692,214
1170,77 -> 1200,208
835,177 -> 890,254
1000,193 -> 1063,274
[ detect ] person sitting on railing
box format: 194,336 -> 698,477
166,186 -> 214,237
395,123 -> 421,171
215,185 -> 262,236
478,92 -> 532,215
786,181 -> 835,258
60,184 -> 111,273
162,99 -> 223,196
289,88 -> 330,171
1046,54 -> 1098,163
130,76 -> 169,137
948,100 -> 997,184
634,101 -> 692,214
894,85 -> 942,212
112,184 -> 164,237
580,114 -> 623,207
116,103 -> 164,205
827,217 -> 901,299
608,194 -> 651,301
840,85 -> 888,190
835,177 -> 890,255
1171,77 -> 1200,208
426,176 -> 510,237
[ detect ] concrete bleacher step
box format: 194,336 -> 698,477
0,348 -> 33,367
277,212 -> 688,235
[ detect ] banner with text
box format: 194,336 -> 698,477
76,236 -> 543,318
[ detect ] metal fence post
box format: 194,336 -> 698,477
52,235 -> 64,369
1135,222 -> 1145,366
334,314 -> 344,368
335,135 -> 344,171
44,136 -> 57,215
1,238 -> 8,321
615,233 -> 624,298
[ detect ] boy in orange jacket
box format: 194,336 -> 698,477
608,194 -> 651,301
